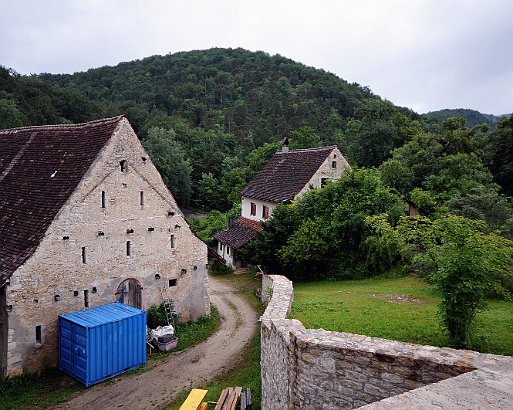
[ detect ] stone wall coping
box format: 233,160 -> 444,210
261,274 -> 513,409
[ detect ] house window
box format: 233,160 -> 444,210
262,205 -> 269,219
101,191 -> 106,208
321,178 -> 329,187
169,279 -> 177,287
219,242 -> 223,251
35,325 -> 42,344
250,202 -> 256,216
332,161 -> 337,169
120,160 -> 128,172
126,241 -> 131,256
140,191 -> 144,207
81,247 -> 86,264
170,235 -> 175,249
227,246 -> 230,255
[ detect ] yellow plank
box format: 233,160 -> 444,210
179,389 -> 209,410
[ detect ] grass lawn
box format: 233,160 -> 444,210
290,275 -> 513,356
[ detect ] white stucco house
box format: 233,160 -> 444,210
214,140 -> 350,268
0,116 -> 209,377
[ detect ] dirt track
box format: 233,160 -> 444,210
52,275 -> 258,409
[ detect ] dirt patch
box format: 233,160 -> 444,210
370,293 -> 423,304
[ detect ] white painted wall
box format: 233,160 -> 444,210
241,197 -> 276,221
217,241 -> 235,268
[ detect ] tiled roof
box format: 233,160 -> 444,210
213,217 -> 263,249
240,146 -> 336,202
0,116 -> 124,284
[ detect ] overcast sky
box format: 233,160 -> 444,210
1,0 -> 512,115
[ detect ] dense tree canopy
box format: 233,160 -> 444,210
241,169 -> 404,279
486,114 -> 513,196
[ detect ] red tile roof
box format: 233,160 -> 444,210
213,217 -> 262,249
0,116 -> 124,284
240,146 -> 337,202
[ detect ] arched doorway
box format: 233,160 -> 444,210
115,279 -> 142,309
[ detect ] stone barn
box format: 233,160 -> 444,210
0,116 -> 209,377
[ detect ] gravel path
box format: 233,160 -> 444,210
52,275 -> 258,409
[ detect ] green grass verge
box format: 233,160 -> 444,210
0,369 -> 83,410
167,270 -> 264,409
167,331 -> 262,410
0,307 -> 221,409
290,275 -> 513,356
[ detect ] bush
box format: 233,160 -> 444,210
147,302 -> 178,329
414,215 -> 513,347
211,261 -> 234,275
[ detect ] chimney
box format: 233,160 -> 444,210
281,136 -> 289,153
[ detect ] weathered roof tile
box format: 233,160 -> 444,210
0,116 -> 124,283
240,146 -> 337,202
213,217 -> 262,249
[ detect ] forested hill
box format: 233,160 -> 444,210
423,108 -> 503,128
3,48 -> 418,143
3,48 -> 511,211
38,48 -> 418,144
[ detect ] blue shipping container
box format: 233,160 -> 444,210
58,302 -> 146,387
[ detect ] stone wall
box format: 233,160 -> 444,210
260,275 -> 513,409
5,119 -> 209,376
296,146 -> 349,199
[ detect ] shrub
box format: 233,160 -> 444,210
147,301 -> 178,329
414,215 -> 513,347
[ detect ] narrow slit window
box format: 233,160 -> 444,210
35,325 -> 42,344
84,290 -> 89,307
81,247 -> 86,264
170,235 -> 175,249
126,241 -> 131,256
332,160 -> 337,169
101,191 -> 106,208
140,191 -> 144,207
120,160 -> 127,172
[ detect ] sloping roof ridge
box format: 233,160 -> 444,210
0,115 -> 125,134
237,216 -> 263,231
281,145 -> 337,154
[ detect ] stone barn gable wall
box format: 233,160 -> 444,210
260,275 -> 513,409
5,119 -> 209,375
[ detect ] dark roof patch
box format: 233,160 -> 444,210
240,146 -> 336,202
213,217 -> 262,249
0,116 -> 124,283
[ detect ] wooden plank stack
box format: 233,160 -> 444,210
214,386 -> 252,410
180,386 -> 252,410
